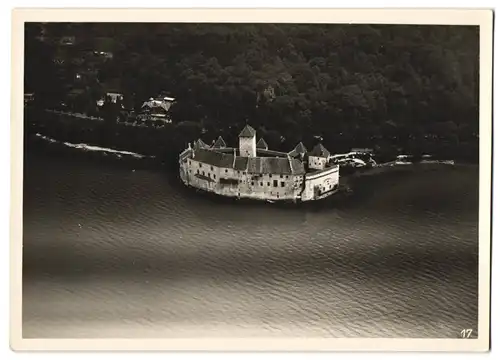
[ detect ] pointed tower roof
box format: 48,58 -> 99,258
309,143 -> 330,157
294,142 -> 307,154
239,124 -> 256,138
256,138 -> 268,150
194,138 -> 209,151
213,136 -> 226,148
288,141 -> 308,157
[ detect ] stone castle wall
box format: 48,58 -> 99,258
180,155 -> 340,202
301,166 -> 340,201
308,155 -> 328,170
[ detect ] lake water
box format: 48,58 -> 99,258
22,153 -> 479,338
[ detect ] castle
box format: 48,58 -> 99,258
179,125 -> 340,202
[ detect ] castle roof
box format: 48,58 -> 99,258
290,157 -> 306,174
191,147 -> 305,175
234,156 -> 249,171
288,142 -> 307,157
239,124 -> 256,138
213,136 -> 226,148
256,138 -> 268,150
192,148 -> 234,168
193,138 -> 210,151
294,142 -> 307,154
309,143 -> 330,158
247,156 -> 304,175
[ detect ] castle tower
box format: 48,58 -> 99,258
239,125 -> 257,157
256,138 -> 268,150
308,143 -> 330,170
289,142 -> 307,161
213,136 -> 227,148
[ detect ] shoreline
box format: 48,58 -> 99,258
25,133 -> 473,210
25,109 -> 480,163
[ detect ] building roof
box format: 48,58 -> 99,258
213,136 -> 227,148
141,97 -> 174,112
192,148 -> 234,168
288,142 -> 308,157
309,143 -> 330,158
190,147 -> 305,175
256,138 -> 268,149
106,93 -> 123,102
248,156 -> 304,175
233,156 -> 249,171
258,149 -> 288,157
193,138 -> 210,151
239,125 -> 256,138
290,158 -> 306,174
294,142 -> 308,154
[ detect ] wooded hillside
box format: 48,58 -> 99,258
24,23 -> 480,162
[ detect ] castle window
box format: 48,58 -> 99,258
269,174 -> 272,178
267,182 -> 270,186
189,161 -> 191,165
199,163 -> 202,168
225,169 -> 228,173
260,182 -> 263,186
273,180 -> 278,187
197,170 -> 199,174
211,166 -> 213,171
281,182 -> 285,187
280,175 -> 283,178
285,176 -> 289,179
251,181 -> 254,186
202,171 -> 205,176
277,194 -> 280,199
214,174 -> 216,179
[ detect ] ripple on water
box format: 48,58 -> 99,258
22,155 -> 479,338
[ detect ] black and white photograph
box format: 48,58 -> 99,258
10,8 -> 493,351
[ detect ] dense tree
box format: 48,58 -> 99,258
24,22 -> 480,162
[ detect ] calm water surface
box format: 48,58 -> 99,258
22,153 -> 479,338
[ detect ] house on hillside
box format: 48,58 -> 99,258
141,95 -> 175,112
138,95 -> 176,124
96,92 -> 124,108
